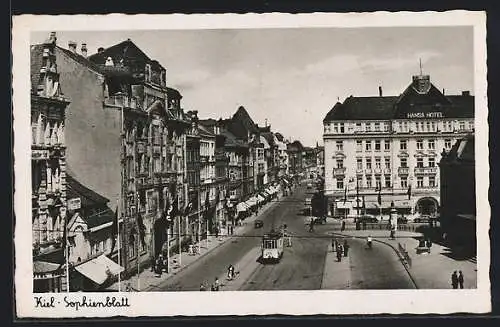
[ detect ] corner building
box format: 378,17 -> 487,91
323,74 -> 474,217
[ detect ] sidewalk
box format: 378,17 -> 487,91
330,229 -> 477,289
106,196 -> 280,292
321,243 -> 351,289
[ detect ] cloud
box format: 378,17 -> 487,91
359,50 -> 443,73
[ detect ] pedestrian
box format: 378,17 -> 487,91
343,240 -> 349,257
227,264 -> 234,280
451,271 -> 458,289
331,238 -> 336,252
341,220 -> 346,232
458,271 -> 464,289
154,255 -> 163,277
309,218 -> 314,232
362,220 -> 367,231
390,229 -> 395,240
200,283 -> 206,291
215,226 -> 219,238
213,277 -> 220,291
336,247 -> 342,262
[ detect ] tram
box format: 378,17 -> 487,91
261,230 -> 284,264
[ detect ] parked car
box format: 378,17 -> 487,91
413,216 -> 430,223
313,217 -> 326,225
254,219 -> 264,228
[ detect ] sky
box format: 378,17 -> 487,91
32,26 -> 474,147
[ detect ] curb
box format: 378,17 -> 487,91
142,198 -> 280,291
331,232 -> 419,289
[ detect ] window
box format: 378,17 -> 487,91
356,158 -> 363,170
384,157 -> 391,169
339,123 -> 345,133
400,140 -> 407,150
324,124 -> 331,133
459,121 -> 466,130
374,122 -> 380,132
384,123 -> 390,132
375,140 -> 381,151
365,141 -> 372,152
146,190 -> 156,213
445,139 -> 452,149
384,140 -> 390,151
145,63 -> 152,83
428,139 -> 435,150
375,157 -> 381,169
153,125 -> 160,145
333,123 -> 339,134
356,123 -> 362,132
366,177 -> 372,188
416,139 -> 424,150
336,178 -> 344,190
154,157 -> 161,173
384,175 -> 391,188
336,141 -> 343,151
426,121 -> 431,131
400,158 -> 407,167
375,176 -> 381,189
417,176 -> 424,188
429,176 -> 436,187
356,140 -> 363,152
416,158 -> 424,168
428,157 -> 435,167
366,123 -> 371,132
366,158 -> 372,169
336,159 -> 343,168
400,177 -> 408,188
468,121 -> 474,130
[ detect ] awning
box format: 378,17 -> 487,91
257,195 -> 266,202
246,197 -> 257,207
236,202 -> 249,213
74,255 -> 124,285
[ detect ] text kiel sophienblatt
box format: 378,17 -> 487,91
34,296 -> 130,311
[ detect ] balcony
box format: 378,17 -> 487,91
333,167 -> 346,176
365,168 -> 372,175
356,169 -> 363,175
384,168 -> 391,174
414,166 -> 438,175
373,168 -> 382,175
398,167 -> 409,175
136,142 -> 146,154
104,94 -> 139,109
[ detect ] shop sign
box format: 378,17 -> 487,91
32,149 -> 50,160
406,112 -> 444,119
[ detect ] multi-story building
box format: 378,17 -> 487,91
439,134 -> 475,250
184,111 -> 201,242
260,126 -> 279,185
315,145 -> 325,178
287,140 -> 305,178
31,32 -> 70,293
198,120 -> 217,235
221,127 -> 249,203
323,73 -> 474,217
199,119 -> 230,233
274,132 -> 289,178
47,37 -> 190,275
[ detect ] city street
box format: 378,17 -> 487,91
148,183 -> 415,291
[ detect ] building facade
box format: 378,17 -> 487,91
323,73 -> 474,218
439,134 -> 476,250
31,32 -> 70,293
287,140 -> 305,178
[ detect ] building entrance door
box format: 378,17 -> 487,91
416,197 -> 438,216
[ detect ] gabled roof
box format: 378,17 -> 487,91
66,174 -> 110,208
57,46 -> 103,73
287,140 -> 304,151
229,106 -> 259,139
261,132 -> 276,147
274,132 -> 284,142
88,39 -> 161,68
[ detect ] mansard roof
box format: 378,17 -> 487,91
323,75 -> 474,122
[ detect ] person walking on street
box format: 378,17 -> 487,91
309,218 -> 314,232
341,220 -> 346,232
458,271 -> 464,289
451,271 -> 459,289
343,240 -> 349,257
211,277 -> 220,291
336,246 -> 342,262
331,238 -> 336,252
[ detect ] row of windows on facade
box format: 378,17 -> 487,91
125,154 -> 178,178
325,120 -> 474,134
334,175 -> 437,190
31,116 -> 65,146
200,141 -> 215,157
334,138 -> 455,152
31,161 -> 64,196
335,157 -> 437,169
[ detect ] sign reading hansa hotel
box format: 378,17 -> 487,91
406,112 -> 444,119
31,149 -> 50,160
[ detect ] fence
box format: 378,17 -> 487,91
398,242 -> 412,268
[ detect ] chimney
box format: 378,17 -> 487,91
462,91 -> 470,96
81,43 -> 88,58
378,86 -> 383,97
68,41 -> 77,53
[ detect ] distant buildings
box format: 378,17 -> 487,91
323,73 -> 474,218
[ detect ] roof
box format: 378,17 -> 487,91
261,132 -> 276,147
66,174 -> 110,207
88,39 -> 158,67
57,46 -> 103,73
229,106 -> 259,139
85,208 -> 115,229
441,134 -> 474,164
221,129 -> 248,149
167,87 -> 182,100
198,123 -> 215,138
323,75 -> 474,122
287,140 -> 304,151
274,132 -> 284,142
74,254 -> 124,285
